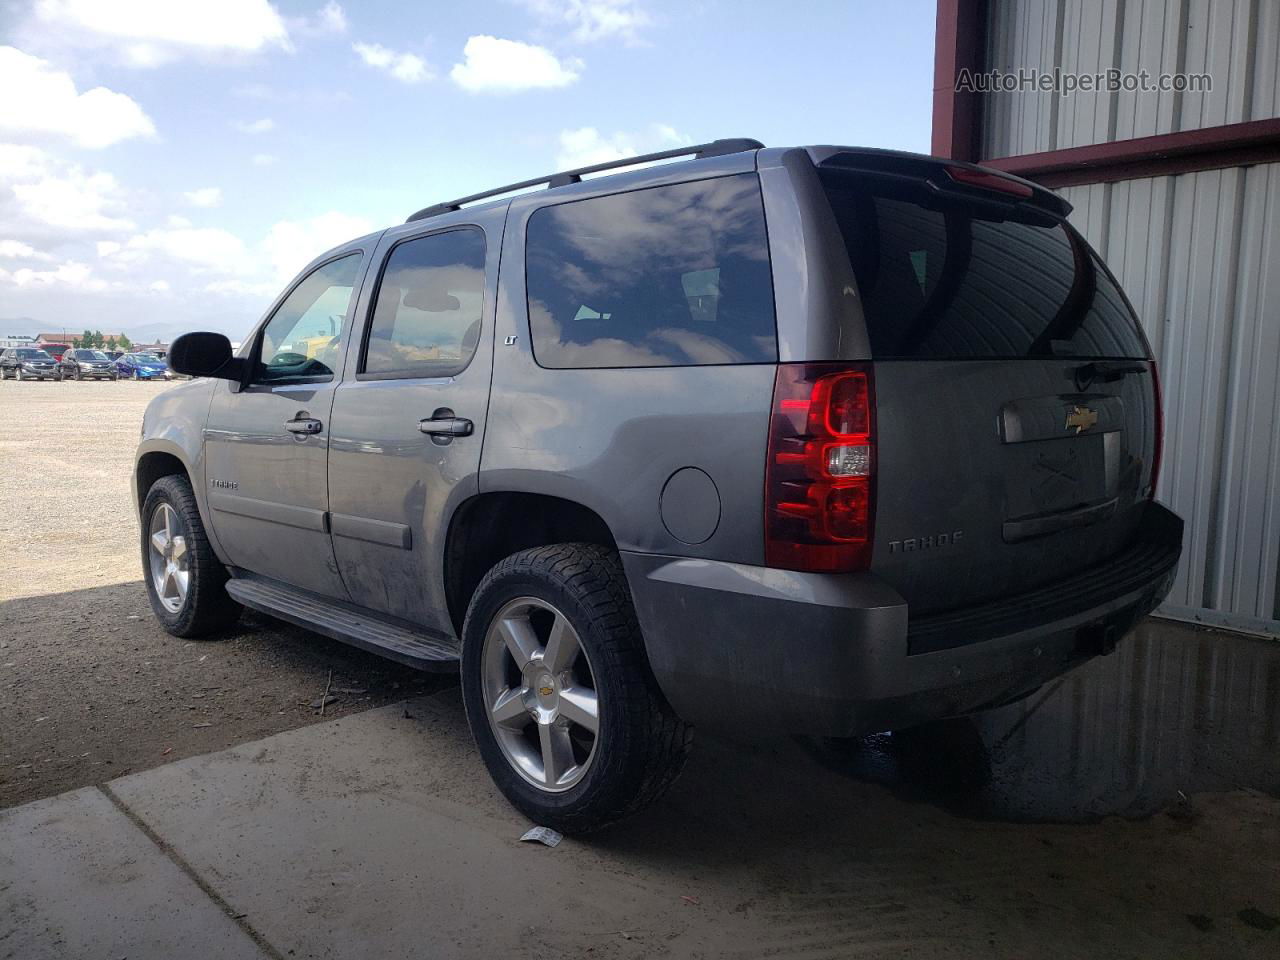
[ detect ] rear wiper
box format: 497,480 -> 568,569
1073,361 -> 1148,391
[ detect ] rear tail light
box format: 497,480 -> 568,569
1149,361 -> 1163,498
765,362 -> 876,572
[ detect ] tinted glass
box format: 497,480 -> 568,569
526,174 -> 776,368
363,228 -> 486,378
256,253 -> 362,384
820,170 -> 1148,360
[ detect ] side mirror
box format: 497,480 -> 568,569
168,332 -> 245,381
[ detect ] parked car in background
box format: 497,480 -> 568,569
58,348 -> 118,380
115,352 -> 172,380
0,347 -> 59,380
42,343 -> 71,362
136,140 -> 1182,833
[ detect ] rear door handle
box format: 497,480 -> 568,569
284,417 -> 323,435
417,416 -> 473,437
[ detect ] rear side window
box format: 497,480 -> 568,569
362,227 -> 486,379
820,170 -> 1149,360
525,174 -> 776,369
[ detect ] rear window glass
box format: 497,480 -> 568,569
525,174 -> 776,369
820,170 -> 1148,360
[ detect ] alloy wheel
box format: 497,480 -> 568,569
482,597 -> 600,793
148,503 -> 190,613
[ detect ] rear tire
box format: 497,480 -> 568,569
141,474 -> 241,638
461,543 -> 692,834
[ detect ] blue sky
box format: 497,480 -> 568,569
0,0 -> 934,342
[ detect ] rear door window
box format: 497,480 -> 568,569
819,169 -> 1148,360
525,174 -> 776,369
361,227 -> 486,379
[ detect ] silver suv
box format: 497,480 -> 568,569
135,140 -> 1182,832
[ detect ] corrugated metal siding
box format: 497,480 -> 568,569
984,0 -> 1280,157
1060,163 -> 1280,621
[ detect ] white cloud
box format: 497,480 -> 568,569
96,240 -> 121,257
183,187 -> 223,208
250,153 -> 278,166
352,42 -> 431,84
2,260 -> 106,291
120,225 -> 248,270
235,117 -> 275,134
0,144 -> 49,180
317,2 -> 347,33
518,0 -> 650,43
0,46 -> 155,149
450,36 -> 581,93
0,240 -> 54,261
149,279 -> 170,292
555,123 -> 686,169
33,0 -> 290,67
262,211 -> 374,283
10,167 -> 135,233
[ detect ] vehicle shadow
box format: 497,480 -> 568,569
1,580 -> 454,809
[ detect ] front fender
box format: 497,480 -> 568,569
133,378 -> 225,561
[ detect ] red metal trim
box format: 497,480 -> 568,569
931,0 -> 986,161
983,118 -> 1280,187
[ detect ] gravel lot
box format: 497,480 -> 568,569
0,379 -> 448,808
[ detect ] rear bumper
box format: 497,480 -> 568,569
623,502 -> 1182,737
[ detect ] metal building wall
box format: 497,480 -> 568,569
984,0 -> 1280,158
1060,164 -> 1280,625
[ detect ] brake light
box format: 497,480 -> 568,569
1149,361 -> 1163,498
765,363 -> 875,572
945,165 -> 1034,199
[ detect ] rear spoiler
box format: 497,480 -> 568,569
806,146 -> 1071,220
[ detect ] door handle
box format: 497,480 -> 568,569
284,417 -> 323,435
417,415 -> 473,437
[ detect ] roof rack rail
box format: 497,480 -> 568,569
405,137 -> 764,223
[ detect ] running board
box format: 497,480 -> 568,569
225,577 -> 460,672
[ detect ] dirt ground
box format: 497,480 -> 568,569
0,379 -> 449,808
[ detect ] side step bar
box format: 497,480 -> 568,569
225,577 -> 460,672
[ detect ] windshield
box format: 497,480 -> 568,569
81,350 -> 109,360
819,169 -> 1149,360
17,349 -> 51,359
132,354 -> 161,362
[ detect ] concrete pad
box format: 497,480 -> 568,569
106,687 -> 1280,959
0,786 -> 265,960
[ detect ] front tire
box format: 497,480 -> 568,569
141,474 -> 241,638
461,543 -> 692,834
14,367 -> 22,381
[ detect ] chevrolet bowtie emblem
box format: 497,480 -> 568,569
538,686 -> 554,697
1065,405 -> 1099,434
